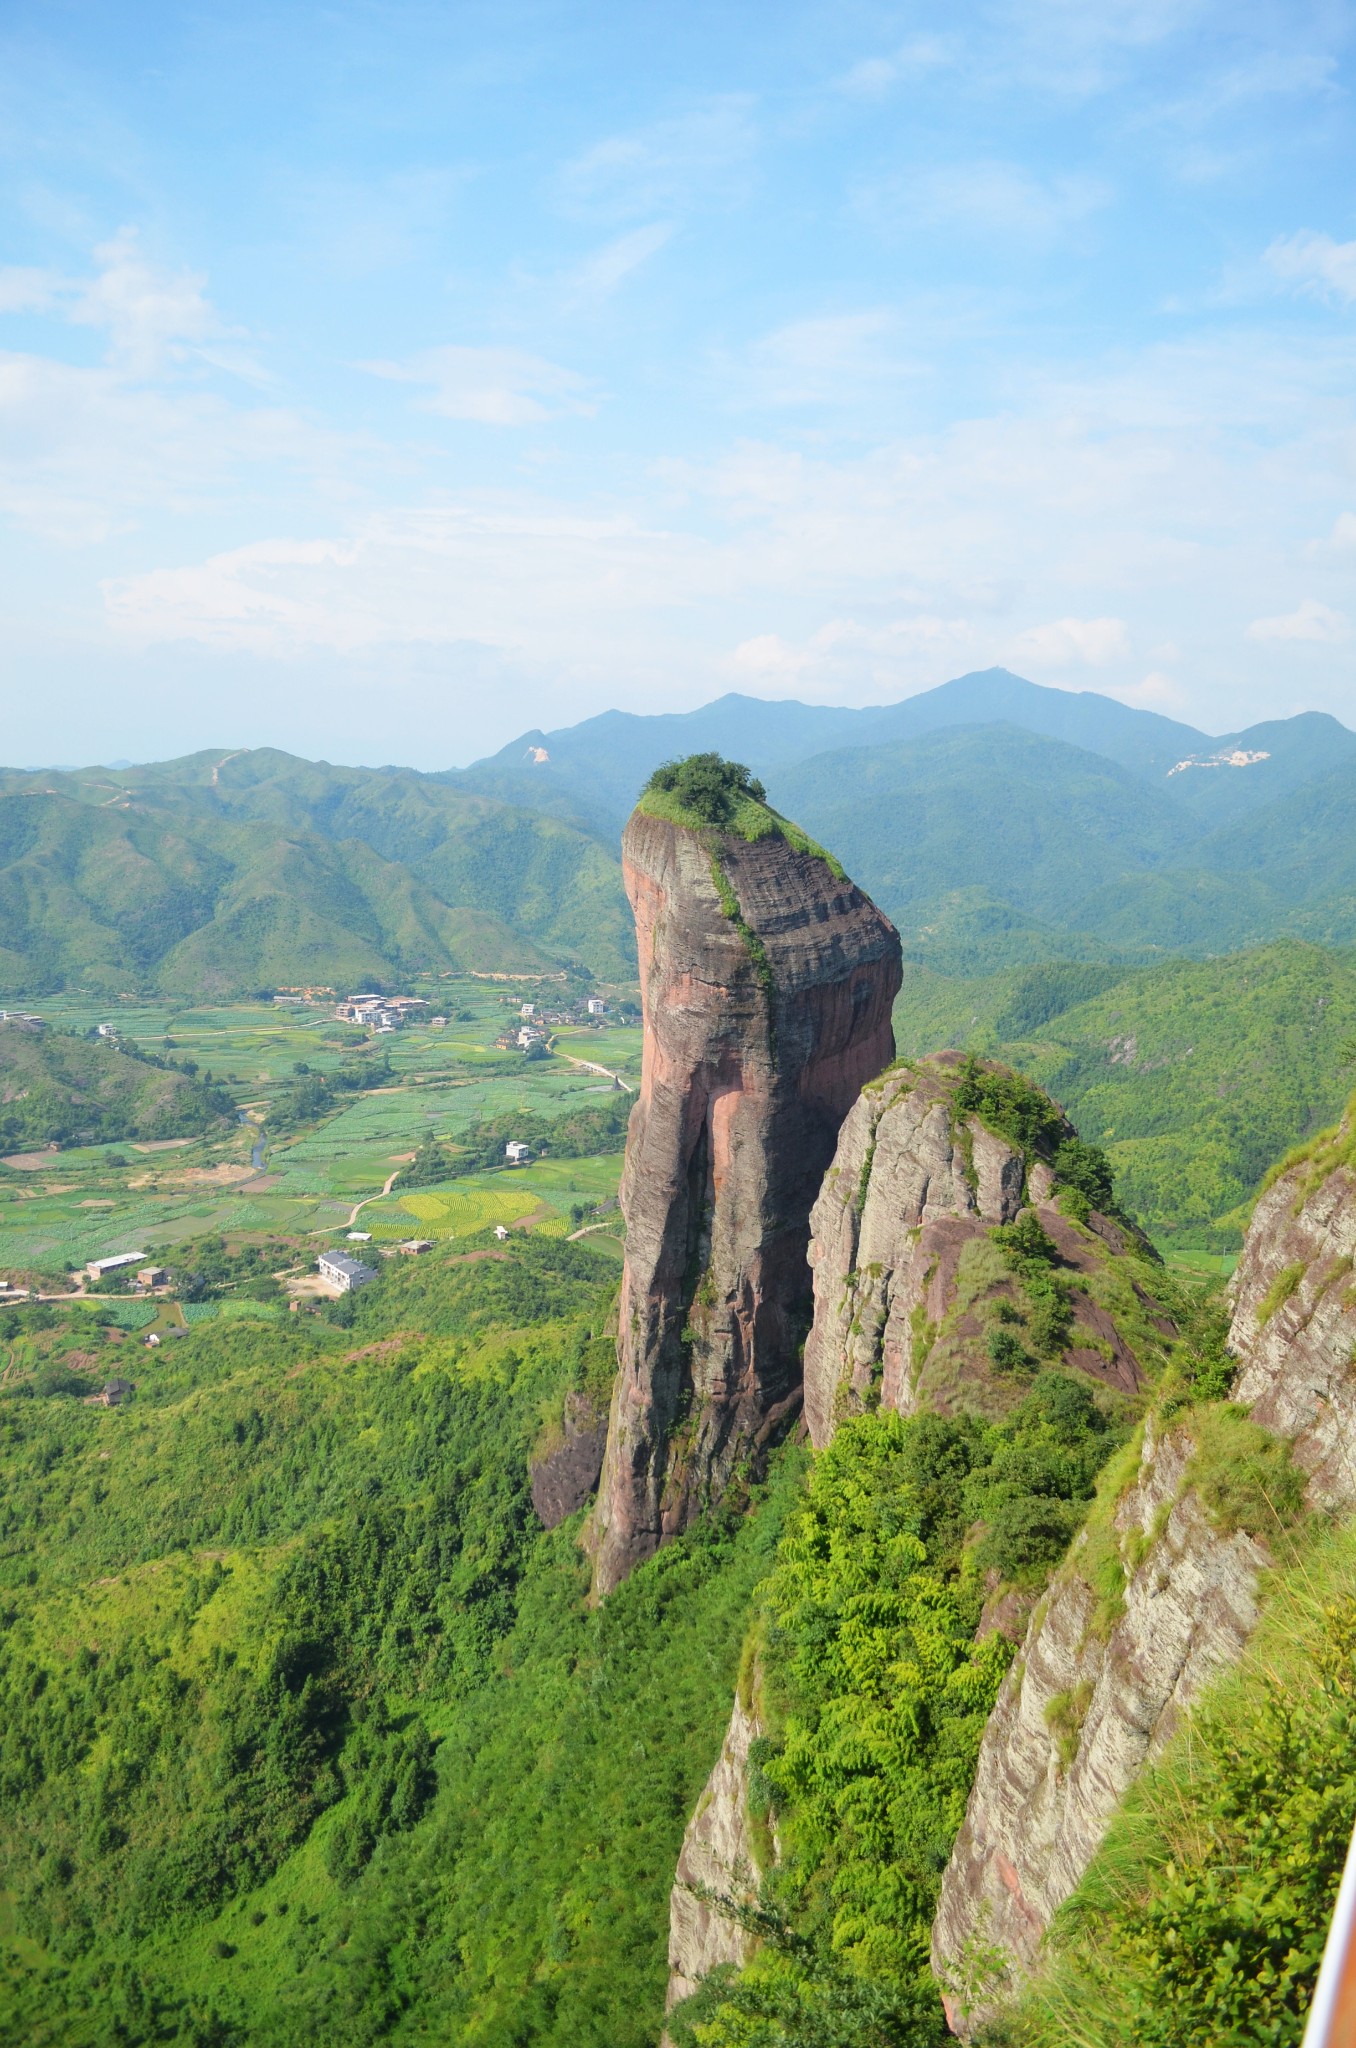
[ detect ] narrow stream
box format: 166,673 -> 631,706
237,1109 -> 265,1173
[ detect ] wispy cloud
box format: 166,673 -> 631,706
566,222 -> 673,301
729,312 -> 917,408
1265,231 -> 1356,305
1009,616 -> 1131,666
559,96 -> 757,223
359,345 -> 596,425
1246,598 -> 1349,644
0,229 -> 262,381
835,37 -> 953,97
860,161 -> 1110,242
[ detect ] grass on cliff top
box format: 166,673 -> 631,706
637,753 -> 846,878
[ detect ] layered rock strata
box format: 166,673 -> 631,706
588,805 -> 901,1596
932,1097 -> 1356,2035
665,1684 -> 770,2020
804,1054 -> 1158,1449
1228,1117 -> 1356,1509
930,1418 -> 1270,2031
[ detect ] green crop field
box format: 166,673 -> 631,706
0,981 -> 639,1281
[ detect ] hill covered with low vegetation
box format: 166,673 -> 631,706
893,940 -> 1356,1244
0,1025 -> 234,1153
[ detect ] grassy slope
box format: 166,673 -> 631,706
0,1026 -> 232,1150
893,941 -> 1356,1242
0,1237 -> 795,2047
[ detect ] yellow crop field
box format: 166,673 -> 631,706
399,1185 -> 537,1234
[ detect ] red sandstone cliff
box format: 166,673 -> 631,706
587,804 -> 901,1596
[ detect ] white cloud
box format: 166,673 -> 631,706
359,345 -> 596,425
734,312 -> 915,407
1245,598 -> 1350,644
1009,616 -> 1131,666
836,37 -> 953,97
1265,231 -> 1356,306
0,267 -> 63,314
567,222 -> 673,300
861,161 -> 1109,241
1108,669 -> 1186,708
559,97 -> 757,222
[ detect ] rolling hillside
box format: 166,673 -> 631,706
4,672 -> 1356,997
0,1023 -> 235,1151
0,756 -> 633,994
892,939 -> 1356,1242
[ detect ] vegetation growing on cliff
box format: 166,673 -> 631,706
671,1379 -> 1125,2047
639,754 -> 846,877
1003,1519 -> 1356,2048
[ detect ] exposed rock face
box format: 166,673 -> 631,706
529,1391 -> 608,1529
1228,1120 -> 1356,1511
931,1100 -> 1356,2035
665,1685 -> 770,2021
588,807 -> 901,1595
930,1417 -> 1270,2032
804,1054 -> 1158,1450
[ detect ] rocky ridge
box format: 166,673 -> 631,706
804,1053 -> 1163,1449
931,1092 -> 1356,2034
588,799 -> 901,1596
666,1052 -> 1179,2017
664,1674 -> 772,2027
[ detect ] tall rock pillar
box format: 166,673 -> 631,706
588,802 -> 901,1596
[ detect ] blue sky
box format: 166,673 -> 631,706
1,0 -> 1353,766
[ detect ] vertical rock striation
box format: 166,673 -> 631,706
803,1054 -> 1158,1451
930,1418 -> 1270,2031
588,803 -> 901,1596
931,1094 -> 1356,2035
1228,1111 -> 1356,1509
665,1682 -> 771,2021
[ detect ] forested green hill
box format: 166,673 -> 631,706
0,1238 -> 793,2046
0,1025 -> 234,1152
0,757 -> 632,995
892,940 -> 1356,1242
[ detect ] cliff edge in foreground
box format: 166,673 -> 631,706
588,764 -> 901,1596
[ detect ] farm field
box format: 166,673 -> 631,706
0,980 -> 639,1279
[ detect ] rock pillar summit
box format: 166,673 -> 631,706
588,757 -> 902,1597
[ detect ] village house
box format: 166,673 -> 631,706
136,1266 -> 169,1288
85,1251 -> 146,1283
101,1377 -> 134,1407
505,1141 -> 532,1164
317,1250 -> 377,1292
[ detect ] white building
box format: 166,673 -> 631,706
520,1002 -> 535,1018
505,1141 -> 532,1164
494,1224 -> 510,1241
85,1251 -> 146,1282
317,1251 -> 377,1292
587,998 -> 607,1016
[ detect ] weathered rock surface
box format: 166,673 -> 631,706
931,1099 -> 1356,2034
804,1054 -> 1159,1450
665,1685 -> 770,2021
930,1417 -> 1269,2032
529,1391 -> 608,1529
588,806 -> 901,1595
1228,1117 -> 1356,1511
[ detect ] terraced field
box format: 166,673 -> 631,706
0,980 -> 639,1279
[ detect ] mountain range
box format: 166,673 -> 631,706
2,669 -> 1355,993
